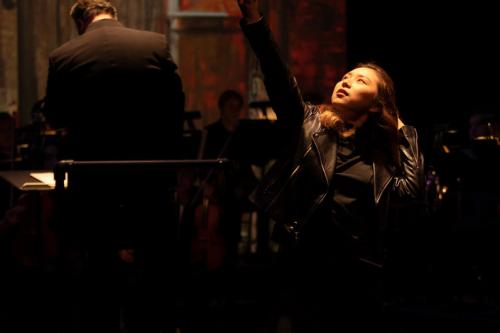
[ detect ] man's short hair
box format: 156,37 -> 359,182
70,0 -> 117,23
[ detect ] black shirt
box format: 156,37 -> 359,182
203,120 -> 233,159
302,133 -> 375,244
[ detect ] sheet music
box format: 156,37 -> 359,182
30,172 -> 56,185
24,172 -> 67,189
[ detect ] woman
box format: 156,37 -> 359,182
237,1 -> 424,332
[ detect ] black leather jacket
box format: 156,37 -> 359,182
243,19 -> 424,262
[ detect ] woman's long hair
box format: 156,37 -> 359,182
319,62 -> 401,170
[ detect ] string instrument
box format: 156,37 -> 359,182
188,122 -> 237,271
190,181 -> 226,270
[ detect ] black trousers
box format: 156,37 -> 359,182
267,224 -> 385,333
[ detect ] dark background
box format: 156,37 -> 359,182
346,1 -> 499,158
345,4 -> 500,330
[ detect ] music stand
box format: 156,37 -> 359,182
51,159 -> 231,330
53,158 -> 229,191
53,157 -> 231,257
229,119 -> 288,165
53,158 -> 230,241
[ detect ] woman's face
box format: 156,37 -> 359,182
330,67 -> 380,120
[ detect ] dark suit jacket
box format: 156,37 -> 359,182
44,19 -> 185,161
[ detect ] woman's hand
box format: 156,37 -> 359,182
237,0 -> 261,24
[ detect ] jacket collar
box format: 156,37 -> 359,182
311,129 -> 337,189
85,19 -> 124,33
373,157 -> 394,204
311,129 -> 394,205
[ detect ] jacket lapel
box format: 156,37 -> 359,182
312,128 -> 394,205
373,156 -> 394,204
311,130 -> 337,187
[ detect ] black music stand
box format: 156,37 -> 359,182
53,159 -> 229,191
229,119 -> 288,165
53,158 -> 230,249
52,159 -> 230,331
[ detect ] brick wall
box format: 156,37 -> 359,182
288,0 -> 346,104
1,0 -> 346,126
171,16 -> 248,127
0,3 -> 18,116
